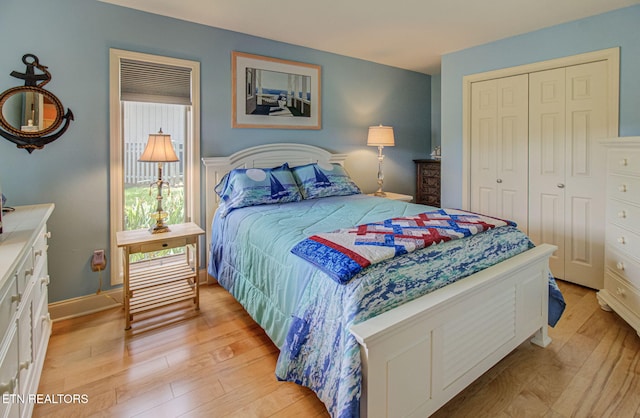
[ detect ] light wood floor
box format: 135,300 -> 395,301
34,280 -> 640,418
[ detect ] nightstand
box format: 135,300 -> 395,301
368,192 -> 413,202
116,222 -> 205,330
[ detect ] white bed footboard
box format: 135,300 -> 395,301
350,243 -> 556,418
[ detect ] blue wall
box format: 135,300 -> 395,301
440,5 -> 640,208
0,0 -> 431,302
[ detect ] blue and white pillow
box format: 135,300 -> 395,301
291,162 -> 361,200
215,164 -> 302,216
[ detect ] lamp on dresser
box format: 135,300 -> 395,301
367,124 -> 395,197
139,128 -> 179,234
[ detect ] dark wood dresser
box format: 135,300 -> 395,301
414,159 -> 441,207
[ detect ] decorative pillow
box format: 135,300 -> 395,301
291,162 -> 361,199
215,163 -> 302,216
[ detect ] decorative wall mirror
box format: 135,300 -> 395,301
0,54 -> 74,153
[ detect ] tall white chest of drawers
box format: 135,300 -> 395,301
0,204 -> 54,418
597,138 -> 640,336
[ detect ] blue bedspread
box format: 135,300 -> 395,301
208,195 -> 565,417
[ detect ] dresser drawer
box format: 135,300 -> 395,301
32,289 -> 50,357
607,223 -> 640,262
0,326 -> 19,400
14,255 -> 34,296
32,225 -> 49,271
604,271 -> 640,317
606,249 -> 640,290
607,199 -> 640,235
129,237 -> 188,254
17,295 -> 33,392
608,148 -> 640,177
0,276 -> 19,341
608,174 -> 640,206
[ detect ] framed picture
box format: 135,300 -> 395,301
232,51 -> 321,129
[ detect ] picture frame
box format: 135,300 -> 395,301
232,51 -> 321,129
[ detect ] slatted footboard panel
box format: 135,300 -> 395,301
350,244 -> 555,418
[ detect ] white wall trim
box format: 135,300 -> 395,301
461,47 -> 620,210
49,289 -> 123,322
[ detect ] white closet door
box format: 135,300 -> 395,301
471,79 -> 498,217
496,75 -> 529,231
564,61 -> 607,288
471,75 -> 529,231
529,61 -> 608,288
529,68 -> 567,278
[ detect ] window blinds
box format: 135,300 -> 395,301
120,58 -> 192,105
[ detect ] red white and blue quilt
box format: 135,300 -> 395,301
291,208 -> 516,284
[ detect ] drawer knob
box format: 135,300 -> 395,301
557,183 -> 565,189
619,158 -> 628,166
618,211 -> 627,219
10,293 -> 21,303
616,287 -> 626,296
616,262 -> 625,271
34,249 -> 43,257
40,275 -> 50,285
617,236 -> 626,245
618,184 -> 627,193
496,178 -> 502,184
19,361 -> 30,371
25,268 -> 34,277
45,231 -> 52,239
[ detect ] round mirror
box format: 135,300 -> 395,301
0,86 -> 64,137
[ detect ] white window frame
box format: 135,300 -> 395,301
109,48 -> 200,285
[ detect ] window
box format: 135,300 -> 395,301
109,49 -> 200,284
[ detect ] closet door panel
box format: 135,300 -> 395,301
569,196 -> 593,264
497,75 -> 529,231
471,75 -> 528,231
529,68 -> 566,277
471,80 -> 498,217
564,61 -> 608,288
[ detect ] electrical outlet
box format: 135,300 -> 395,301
91,249 -> 107,272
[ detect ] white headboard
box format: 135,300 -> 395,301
201,143 -> 348,250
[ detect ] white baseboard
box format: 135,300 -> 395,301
49,269 -> 208,322
49,289 -> 123,322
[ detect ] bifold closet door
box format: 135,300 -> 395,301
529,61 -> 608,289
470,74 -> 529,232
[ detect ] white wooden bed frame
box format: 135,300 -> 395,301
202,143 -> 556,418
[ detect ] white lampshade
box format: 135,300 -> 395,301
367,125 -> 395,147
139,129 -> 179,162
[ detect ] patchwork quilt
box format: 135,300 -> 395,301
291,208 -> 516,284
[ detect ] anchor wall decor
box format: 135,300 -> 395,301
0,54 -> 74,153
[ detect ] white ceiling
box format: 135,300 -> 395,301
101,0 -> 640,74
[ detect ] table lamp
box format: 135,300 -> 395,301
139,128 -> 179,233
367,124 -> 395,197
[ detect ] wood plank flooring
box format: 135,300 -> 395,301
34,280 -> 640,417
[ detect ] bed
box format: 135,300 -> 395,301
202,143 -> 562,418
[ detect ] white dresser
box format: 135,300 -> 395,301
0,204 -> 54,418
597,138 -> 640,336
